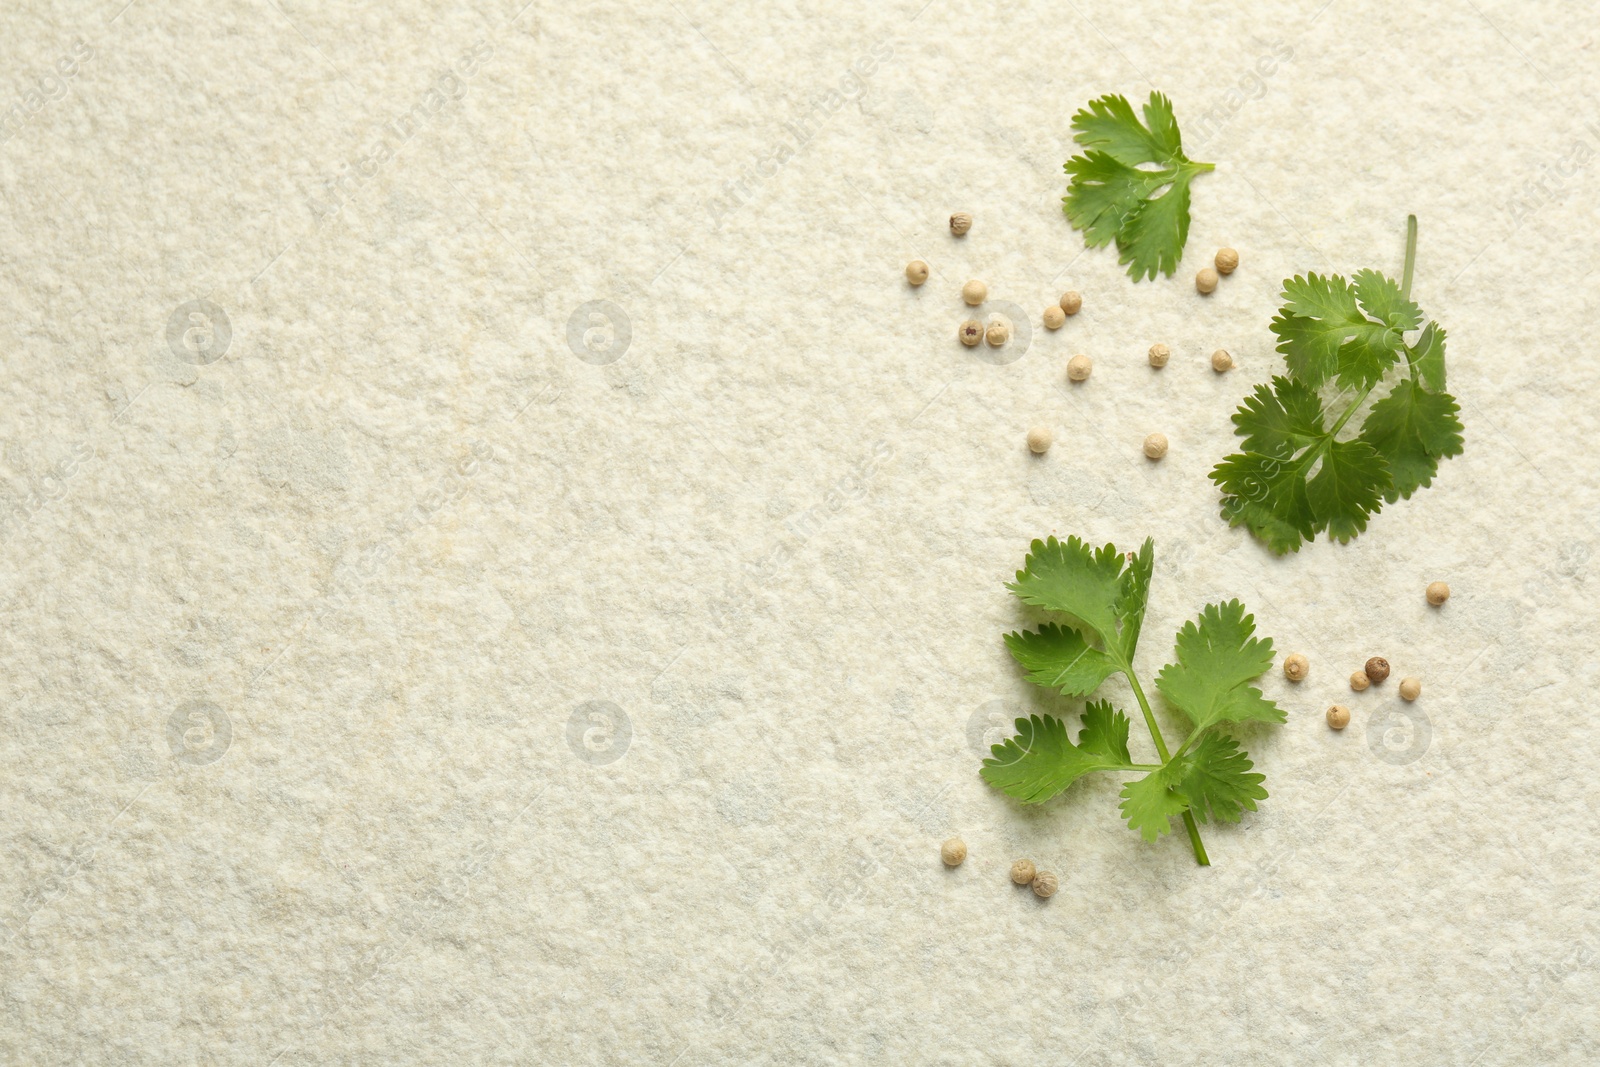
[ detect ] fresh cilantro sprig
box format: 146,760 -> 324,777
982,535 -> 1284,866
1061,92 -> 1214,281
1210,216 -> 1465,553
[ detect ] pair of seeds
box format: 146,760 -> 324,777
941,839 -> 1057,899
1146,342 -> 1233,372
1043,291 -> 1083,329
1028,426 -> 1166,460
1195,246 -> 1239,294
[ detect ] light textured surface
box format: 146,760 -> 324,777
3,1 -> 1598,1063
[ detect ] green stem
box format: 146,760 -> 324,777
1125,670 -> 1210,866
1401,214 -> 1419,301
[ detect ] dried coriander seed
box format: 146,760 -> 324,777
1215,247 -> 1239,274
1211,348 -> 1234,372
1326,704 -> 1351,730
1283,653 -> 1309,682
1196,267 -> 1219,294
1142,432 -> 1168,459
1349,669 -> 1370,692
949,212 -> 972,236
986,321 -> 1009,347
1031,871 -> 1058,898
1364,657 -> 1391,683
1147,343 -> 1170,368
959,319 -> 983,346
1010,858 -> 1037,885
905,260 -> 929,286
1399,677 -> 1422,701
941,837 -> 967,866
1059,291 -> 1082,315
1043,305 -> 1066,330
962,279 -> 987,305
1027,426 -> 1053,454
1067,354 -> 1092,381
1426,581 -> 1451,606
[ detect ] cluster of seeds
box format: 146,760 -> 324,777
905,229 -> 1247,469
940,840 -> 1056,899
1280,596 -> 1436,731
1195,246 -> 1239,294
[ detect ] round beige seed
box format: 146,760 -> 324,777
1426,581 -> 1451,606
905,260 -> 929,286
1032,871 -> 1059,898
962,279 -> 987,305
1196,267 -> 1219,294
1059,291 -> 1082,315
1365,657 -> 1391,684
1027,426 -> 1053,454
1147,343 -> 1170,368
1142,432 -> 1168,460
1211,348 -> 1234,372
1283,653 -> 1309,682
949,212 -> 972,236
1010,858 -> 1037,885
1043,305 -> 1066,330
940,837 -> 967,866
1399,677 -> 1422,701
986,321 -> 1009,347
1350,670 -> 1370,692
1215,247 -> 1240,274
959,319 -> 983,346
1326,704 -> 1351,730
1067,354 -> 1092,382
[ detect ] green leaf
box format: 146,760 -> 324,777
1155,600 -> 1283,734
1006,536 -> 1128,650
1078,699 -> 1134,766
1004,624 -> 1119,697
1407,322 -> 1448,392
1359,378 -> 1465,503
1352,268 -> 1423,331
1117,177 -> 1196,281
980,710 -> 1135,804
1306,438 -> 1389,542
1231,376 -> 1326,457
1119,761 -> 1190,842
1062,152 -> 1166,249
1113,538 -> 1155,661
1211,446 -> 1317,555
1271,273 -> 1403,389
1178,733 -> 1268,825
1062,91 -> 1211,281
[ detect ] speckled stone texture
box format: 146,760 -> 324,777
2,0 -> 1598,1063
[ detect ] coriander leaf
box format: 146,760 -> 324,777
1212,447 -> 1317,555
1118,180 -> 1195,283
1271,273 -> 1403,389
1358,378 -> 1465,502
1071,92 -> 1179,164
981,711 -> 1135,804
1077,699 -> 1133,766
1352,268 -> 1422,331
1004,624 -> 1119,697
1007,536 -> 1128,650
1155,599 -> 1283,734
1113,538 -> 1155,661
1062,153 -> 1166,249
1119,761 -> 1190,842
1062,91 -> 1212,282
1178,733 -> 1267,825
1407,322 -> 1448,392
1306,438 -> 1389,542
1231,375 -> 1326,457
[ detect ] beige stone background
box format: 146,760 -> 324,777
2,0 -> 1598,1063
